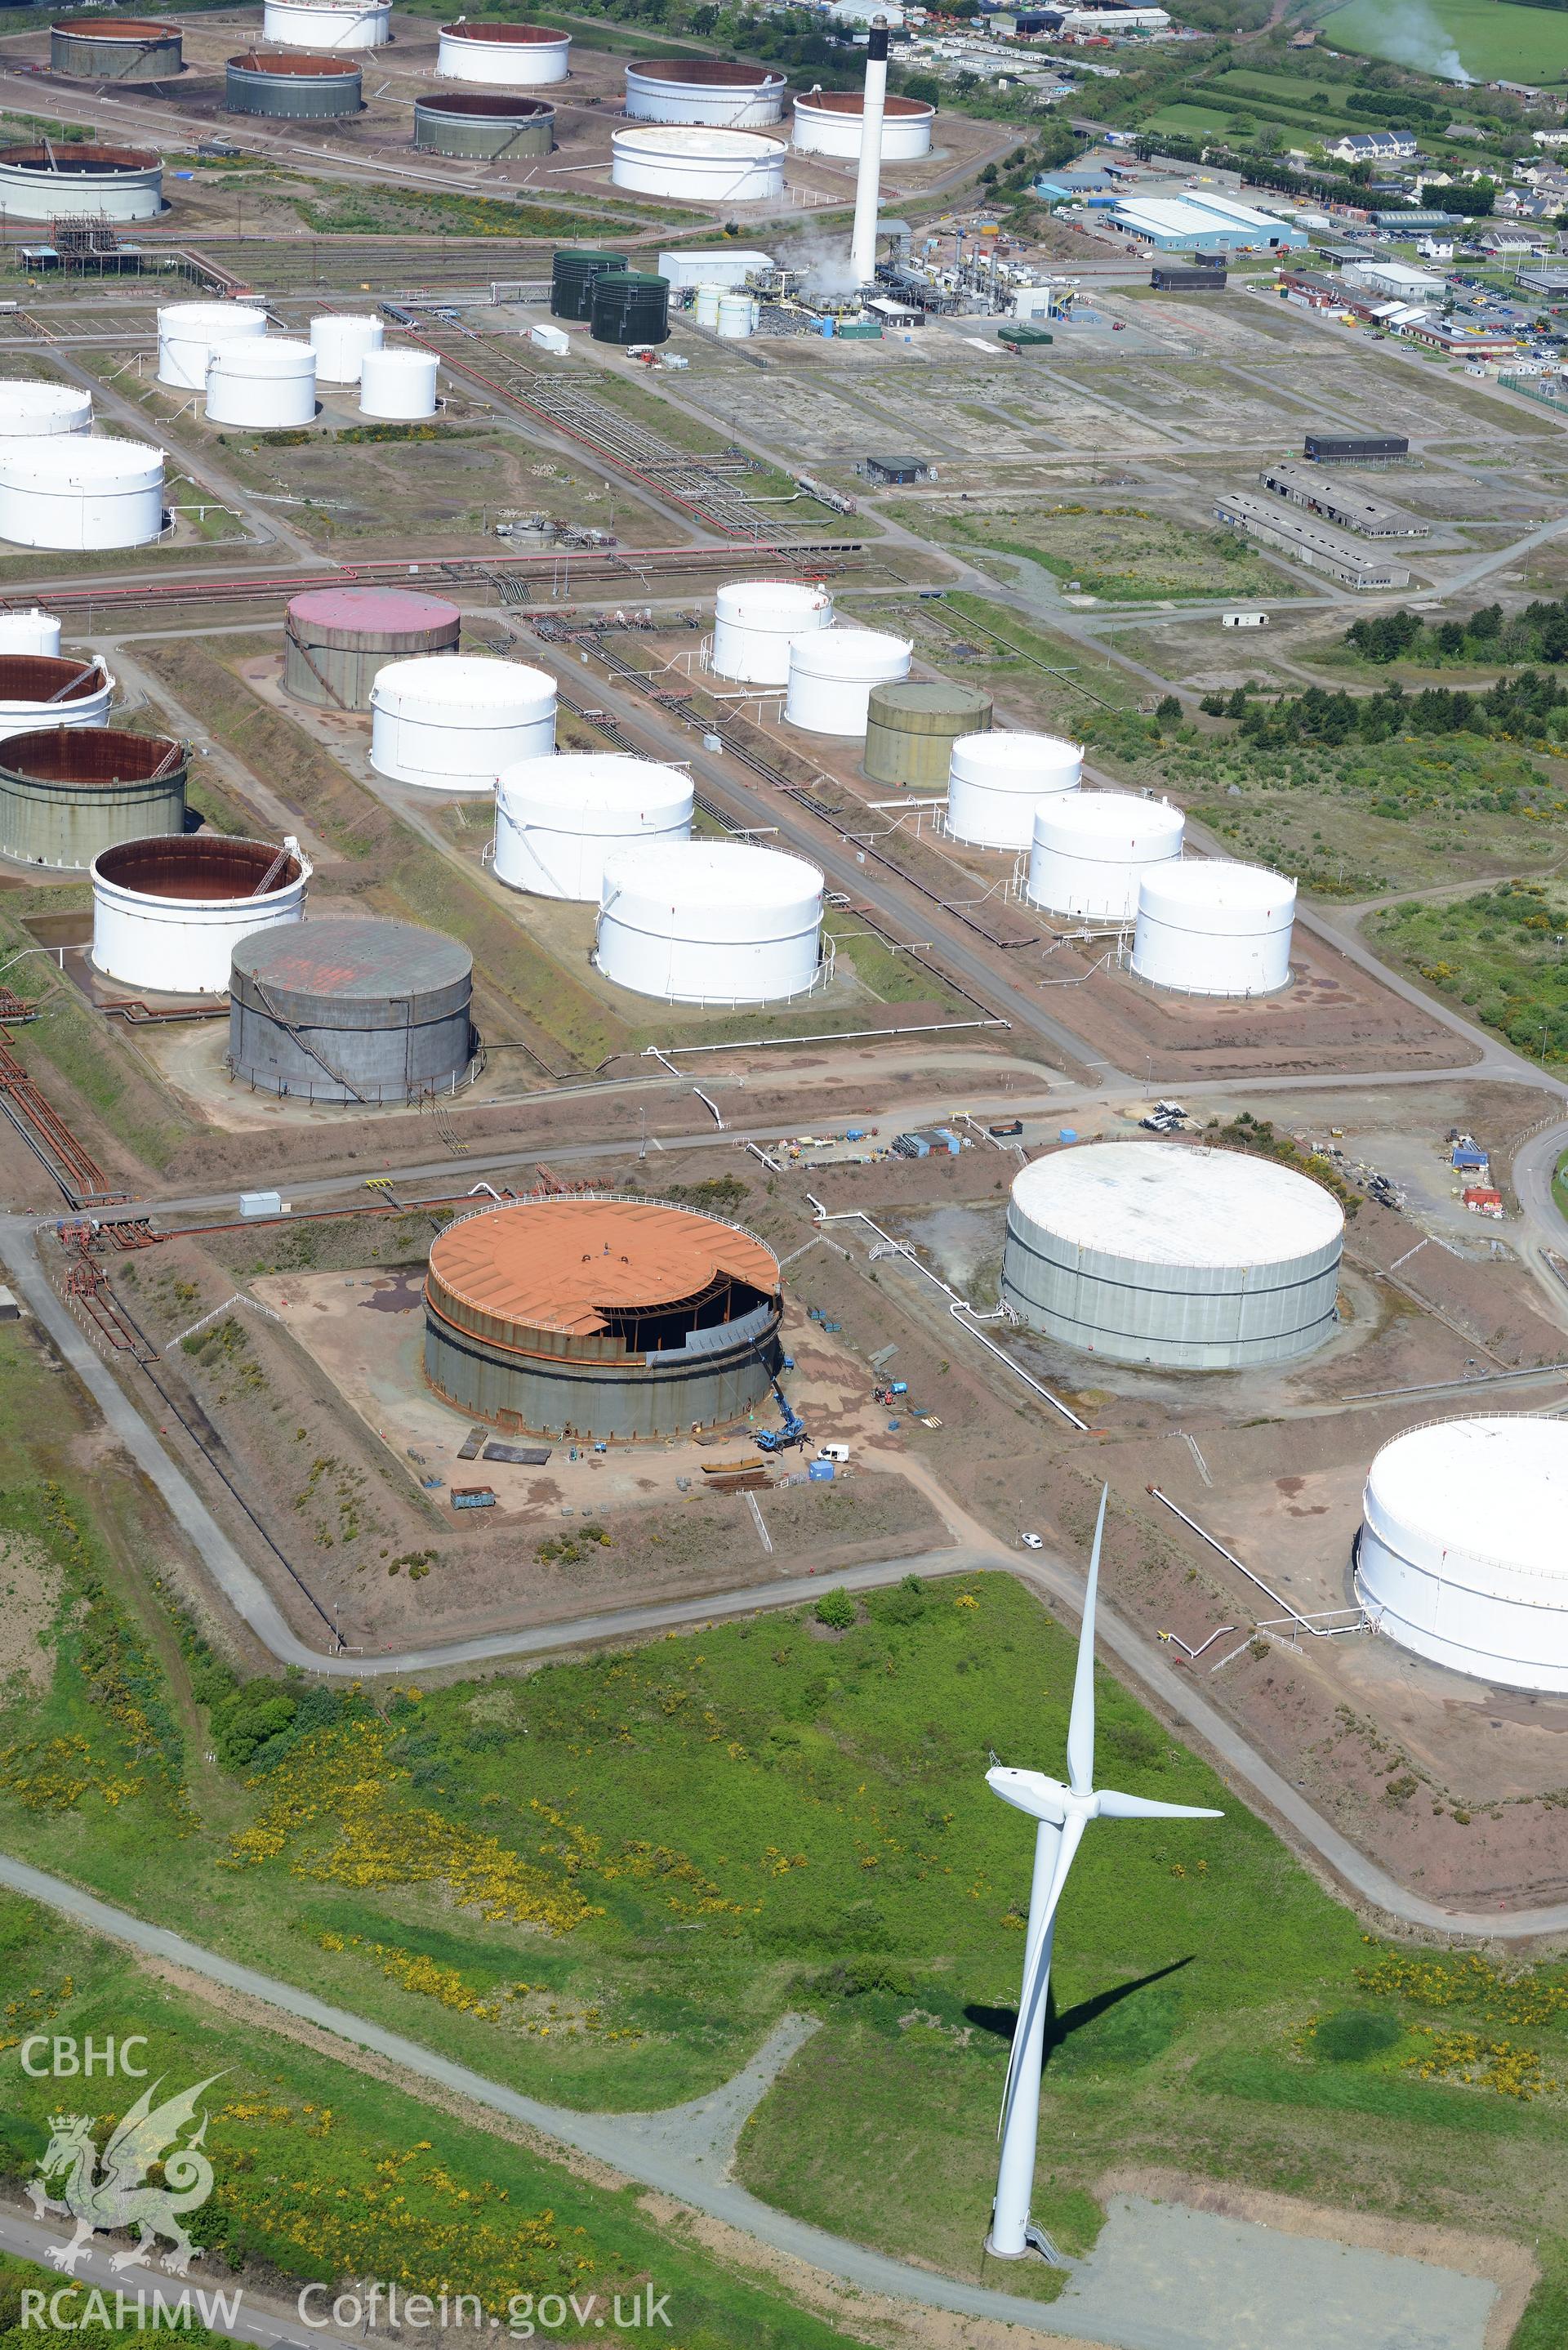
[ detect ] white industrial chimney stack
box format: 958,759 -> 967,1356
849,15 -> 889,287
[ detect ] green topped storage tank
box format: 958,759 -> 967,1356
550,248 -> 630,321
863,679 -> 993,789
590,271 -> 670,346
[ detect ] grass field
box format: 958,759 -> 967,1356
886,502 -> 1281,606
1322,0 -> 1568,84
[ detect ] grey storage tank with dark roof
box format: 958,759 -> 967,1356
227,916 -> 474,1104
283,585 -> 461,711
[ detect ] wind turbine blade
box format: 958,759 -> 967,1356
1095,1789 -> 1225,1822
998,1810 -> 1086,2139
1066,1485 -> 1106,1797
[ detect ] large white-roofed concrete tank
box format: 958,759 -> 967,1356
1132,859 -> 1296,997
370,656 -> 556,793
0,611 -> 63,658
712,579 -> 833,684
784,626 -> 911,735
158,301 -> 266,389
946,730 -> 1080,850
204,338 -> 318,430
610,125 -> 785,201
359,347 -> 439,420
595,839 -> 824,1005
0,439 -> 163,551
309,312 -> 383,383
1026,789 -> 1183,922
0,383 -> 91,438
493,752 -> 693,902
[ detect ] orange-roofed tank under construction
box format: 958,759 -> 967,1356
423,1194 -> 783,1442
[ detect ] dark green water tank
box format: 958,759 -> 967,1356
550,248 -> 630,322
590,271 -> 670,347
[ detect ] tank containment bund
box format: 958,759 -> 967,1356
625,58 -> 786,127
0,655 -> 114,734
0,437 -> 163,551
91,832 -> 309,997
590,271 -> 669,347
597,837 -> 823,1006
226,50 -> 363,116
792,87 -> 933,158
229,916 -> 474,1104
157,300 -> 266,390
550,247 -> 629,319
785,627 -> 911,736
205,338 -> 318,430
0,383 -> 91,439
712,580 -> 831,685
359,347 -> 439,419
865,680 -> 991,790
261,0 -> 388,47
494,752 -> 693,902
1356,1418 -> 1568,1694
1002,1139 -> 1344,1371
415,91 -> 554,158
437,20 -> 568,82
0,143 -> 162,223
0,611 -> 62,659
284,586 -> 460,711
947,729 -> 1080,849
1027,790 -> 1183,922
370,656 -> 555,793
309,312 -> 382,382
50,17 -> 183,81
612,126 -> 785,203
0,724 -> 185,872
1132,859 -> 1296,997
422,1193 -> 784,1442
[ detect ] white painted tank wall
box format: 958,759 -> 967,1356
0,155 -> 162,222
611,127 -> 785,201
359,348 -> 439,420
437,25 -> 569,82
712,580 -> 832,685
1132,860 -> 1296,997
0,383 -> 91,438
946,730 -> 1081,850
370,656 -> 556,792
91,840 -> 310,996
0,440 -> 163,551
205,339 -> 318,429
158,301 -> 266,390
597,839 -> 823,1004
1356,1418 -> 1568,1693
785,627 -> 911,735
0,611 -> 63,658
0,662 -> 114,734
493,752 -> 693,901
791,90 -> 933,158
261,0 -> 389,47
1027,792 -> 1184,922
625,65 -> 785,127
310,313 -> 383,382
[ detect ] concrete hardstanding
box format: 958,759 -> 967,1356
0,727 -> 185,872
863,680 -> 992,787
228,916 -> 474,1103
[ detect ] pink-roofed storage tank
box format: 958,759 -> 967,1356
283,585 -> 461,711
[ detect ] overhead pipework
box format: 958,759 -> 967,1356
49,16 -> 183,81
849,18 -> 890,287
283,586 -> 460,711
205,338 -> 318,430
308,312 -> 383,384
1026,789 -> 1183,922
624,58 -> 786,127
414,91 -> 555,158
947,729 -> 1080,850
369,655 -> 556,793
0,142 -> 163,223
422,1193 -> 786,1443
90,832 -> 310,997
225,50 -> 363,117
0,383 -> 91,439
158,300 -> 266,390
0,724 -> 186,872
611,126 -> 785,203
261,0 -> 389,49
1130,858 -> 1297,998
794,84 -> 932,159
1001,1139 -> 1345,1372
437,20 -> 569,83
228,916 -> 474,1104
359,346 -> 439,420
710,579 -> 832,685
0,653 -> 115,734
784,626 -> 911,737
864,680 -> 991,791
595,837 -> 825,1006
492,751 -> 693,903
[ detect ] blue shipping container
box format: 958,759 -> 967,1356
808,1460 -> 835,1481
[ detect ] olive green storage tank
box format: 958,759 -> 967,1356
862,680 -> 993,789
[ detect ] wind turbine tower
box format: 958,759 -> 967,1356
987,1489 -> 1223,2261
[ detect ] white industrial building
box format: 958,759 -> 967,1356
711,580 -> 832,684
0,439 -> 164,551
595,839 -> 824,1005
611,126 -> 786,202
946,730 -> 1081,851
370,657 -> 556,792
1112,190 -> 1308,255
1026,791 -> 1183,922
310,313 -> 383,384
1357,1419 -> 1568,1692
785,627 -> 911,735
492,753 -> 693,901
1341,260 -> 1445,304
91,834 -> 310,997
157,301 -> 266,390
0,383 -> 91,438
1002,1140 -> 1345,1371
261,0 -> 389,47
1131,860 -> 1296,997
659,248 -> 773,291
1214,491 -> 1411,592
205,339 -> 318,430
437,20 -> 571,81
359,348 -> 439,420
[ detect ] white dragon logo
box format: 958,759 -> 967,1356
26,2073 -> 225,2276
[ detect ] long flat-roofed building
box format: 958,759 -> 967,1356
1257,462 -> 1430,540
1214,490 -> 1411,591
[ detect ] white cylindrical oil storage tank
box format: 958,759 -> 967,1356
625,58 -> 786,127
947,730 -> 1080,850
0,611 -> 63,659
309,312 -> 382,384
0,383 -> 91,439
0,144 -> 163,223
437,20 -> 569,82
712,579 -> 831,684
0,439 -> 163,551
1356,1419 -> 1568,1693
1027,791 -> 1184,923
261,0 -> 387,47
716,292 -> 759,339
785,627 -> 911,736
158,300 -> 266,390
359,347 -> 439,421
493,752 -> 693,903
1132,859 -> 1296,997
612,126 -> 785,203
1002,1139 -> 1344,1371
0,654 -> 114,734
693,284 -> 724,328
370,656 -> 555,793
205,338 -> 318,430
596,839 -> 823,1006
91,832 -> 309,997
792,87 -> 933,158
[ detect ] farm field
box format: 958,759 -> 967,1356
1322,0 -> 1568,83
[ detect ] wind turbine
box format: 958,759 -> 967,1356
987,1487 -> 1223,2263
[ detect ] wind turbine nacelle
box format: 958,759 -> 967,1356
986,1766 -> 1068,1824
